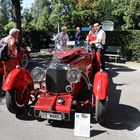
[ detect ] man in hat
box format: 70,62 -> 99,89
90,23 -> 106,70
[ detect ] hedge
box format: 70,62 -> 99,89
21,30 -> 140,61
106,31 -> 140,61
22,30 -> 53,51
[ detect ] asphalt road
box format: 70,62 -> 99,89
0,56 -> 140,140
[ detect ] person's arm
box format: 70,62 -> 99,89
90,31 -> 104,45
90,38 -> 101,44
66,34 -> 69,41
54,33 -> 61,43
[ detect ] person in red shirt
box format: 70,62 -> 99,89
86,26 -> 96,43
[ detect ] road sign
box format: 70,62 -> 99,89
102,20 -> 114,31
81,27 -> 90,31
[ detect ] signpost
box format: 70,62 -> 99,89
102,20 -> 114,31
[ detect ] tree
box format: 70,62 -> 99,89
0,0 -> 12,32
49,0 -> 100,30
30,0 -> 51,30
12,0 -> 22,30
22,8 -> 34,30
123,0 -> 140,30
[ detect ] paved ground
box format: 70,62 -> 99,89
0,57 -> 140,140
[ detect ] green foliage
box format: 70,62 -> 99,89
20,0 -> 140,31
111,0 -> 129,30
22,8 -> 34,30
29,0 -> 51,30
0,0 -> 12,32
123,0 -> 140,30
4,22 -> 14,33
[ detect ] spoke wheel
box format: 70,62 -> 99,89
6,88 -> 30,114
21,54 -> 29,68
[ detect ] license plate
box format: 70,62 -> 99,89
39,111 -> 62,120
35,110 -> 70,121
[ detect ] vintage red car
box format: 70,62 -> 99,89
0,47 -> 30,75
2,41 -> 109,123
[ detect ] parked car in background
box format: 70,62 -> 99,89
0,47 -> 30,75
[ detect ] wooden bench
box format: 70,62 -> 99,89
104,46 -> 121,62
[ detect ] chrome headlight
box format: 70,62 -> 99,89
31,67 -> 45,81
66,68 -> 81,83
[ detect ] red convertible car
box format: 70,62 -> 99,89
0,47 -> 30,75
2,41 -> 109,123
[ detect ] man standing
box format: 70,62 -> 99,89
55,26 -> 69,50
0,28 -> 19,82
74,27 -> 83,44
0,28 -> 19,96
90,23 -> 106,70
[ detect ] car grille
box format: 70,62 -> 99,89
46,68 -> 69,93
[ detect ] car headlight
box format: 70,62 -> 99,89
31,67 -> 45,81
66,68 -> 81,83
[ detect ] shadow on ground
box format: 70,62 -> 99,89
101,63 -> 140,131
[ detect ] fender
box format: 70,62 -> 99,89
93,70 -> 109,100
2,67 -> 34,91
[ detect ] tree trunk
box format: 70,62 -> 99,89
12,0 -> 22,44
12,0 -> 21,30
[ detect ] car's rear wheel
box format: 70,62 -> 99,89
6,88 -> 30,114
21,54 -> 29,68
95,98 -> 107,123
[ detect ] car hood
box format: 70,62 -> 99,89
52,47 -> 84,62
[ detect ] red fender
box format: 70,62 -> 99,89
93,70 -> 109,100
96,51 -> 101,70
2,67 -> 34,91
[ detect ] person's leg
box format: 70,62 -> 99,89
100,48 -> 105,70
96,48 -> 105,70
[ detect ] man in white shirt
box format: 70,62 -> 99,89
90,23 -> 106,70
90,23 -> 106,51
55,26 -> 69,50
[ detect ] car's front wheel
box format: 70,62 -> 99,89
21,54 -> 29,68
6,88 -> 30,114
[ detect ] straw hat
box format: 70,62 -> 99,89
93,23 -> 101,28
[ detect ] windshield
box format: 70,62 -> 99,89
52,41 -> 89,52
